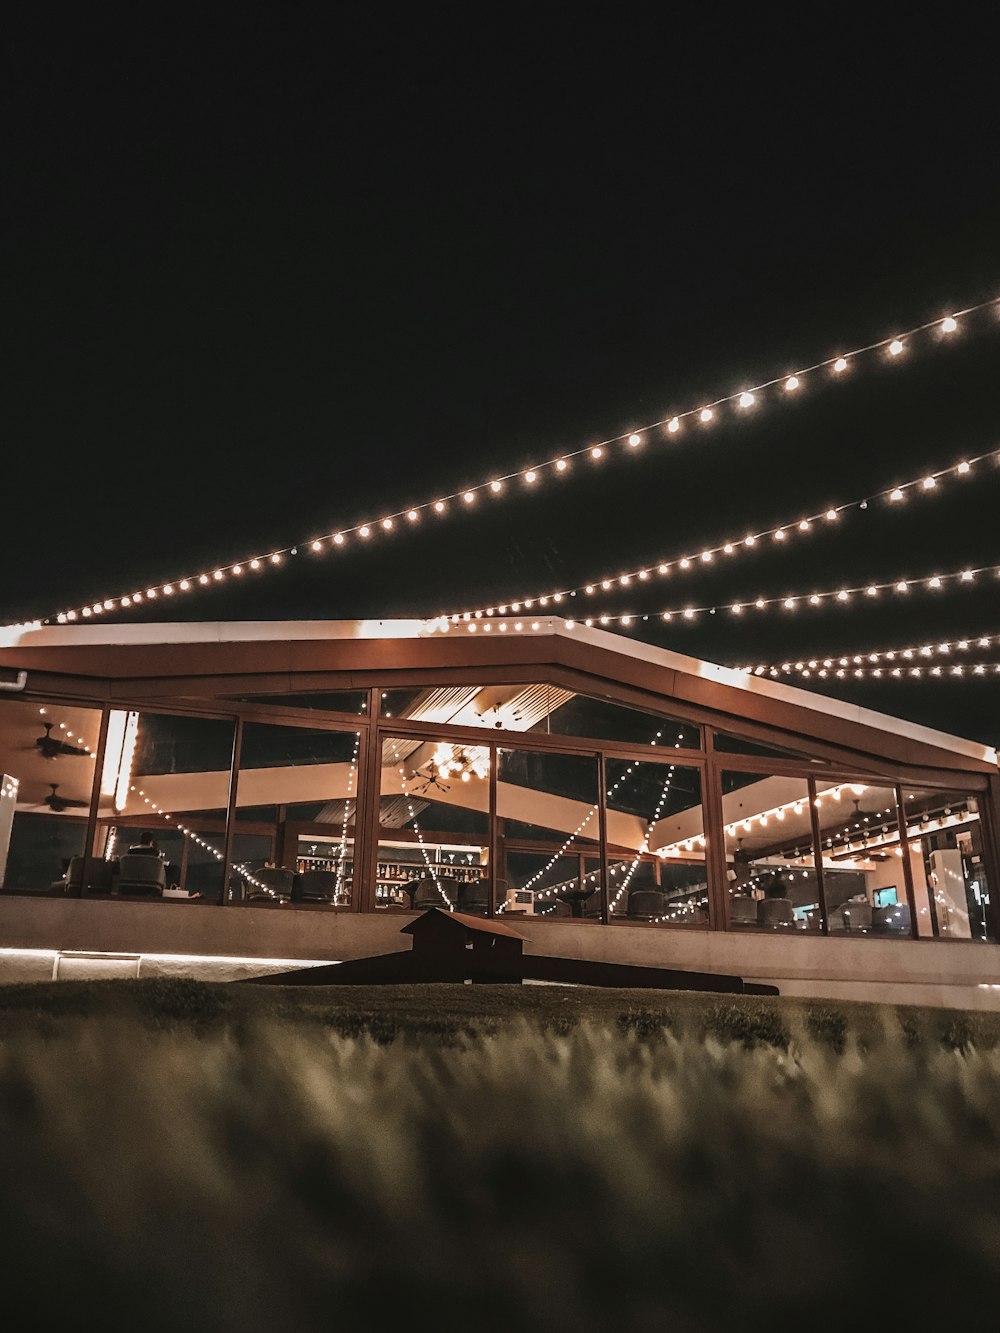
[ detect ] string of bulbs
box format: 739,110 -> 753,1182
747,661 -> 1000,683
448,447 -> 990,619
735,632 -> 1000,676
518,556 -> 1000,629
13,293 -> 993,630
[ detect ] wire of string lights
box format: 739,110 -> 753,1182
10,293 -> 995,630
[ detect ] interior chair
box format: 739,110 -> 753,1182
833,898 -> 873,932
756,896 -> 796,929
729,894 -> 758,926
411,876 -> 449,910
245,866 -> 295,904
117,852 -> 167,897
872,902 -> 910,934
457,877 -> 489,915
293,868 -> 339,904
627,888 -> 667,920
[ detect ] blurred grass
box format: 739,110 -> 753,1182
2,979 -> 1000,1330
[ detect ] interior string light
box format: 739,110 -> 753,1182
30,296 -> 994,629
447,446 -> 990,620
402,780 -> 454,911
656,783 -> 863,859
503,727 -> 678,911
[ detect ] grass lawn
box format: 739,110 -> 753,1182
1,977 -> 999,1330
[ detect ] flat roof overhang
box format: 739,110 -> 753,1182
1,617 -> 996,776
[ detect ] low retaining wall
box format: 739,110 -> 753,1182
2,896 -> 999,1009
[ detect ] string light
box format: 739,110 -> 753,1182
402,778 -> 454,910
563,557 -> 1000,628
736,632 -> 1000,678
26,294 -> 996,627
750,660 -> 1000,683
504,727 -> 681,911
448,445 -> 989,620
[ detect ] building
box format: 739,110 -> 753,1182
1,617 -> 997,1007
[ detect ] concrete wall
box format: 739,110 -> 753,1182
2,895 -> 1000,1009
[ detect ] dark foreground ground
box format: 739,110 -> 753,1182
1,978 -> 998,1332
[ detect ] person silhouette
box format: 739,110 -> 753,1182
128,830 -> 160,856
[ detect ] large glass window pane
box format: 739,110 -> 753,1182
379,685 -> 698,747
234,720 -> 363,906
714,732 -> 816,761
608,757 -> 707,926
226,690 -> 368,715
0,699 -> 101,894
720,771 -> 821,932
902,786 -> 994,942
813,782 -> 906,937
497,748 -> 600,918
378,734 -> 489,913
106,709 -> 237,903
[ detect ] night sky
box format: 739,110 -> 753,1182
5,9 -> 1000,744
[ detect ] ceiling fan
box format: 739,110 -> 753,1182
31,783 -> 90,813
30,721 -> 90,760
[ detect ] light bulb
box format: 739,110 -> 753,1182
738,391 -> 754,408
785,375 -> 799,391
834,356 -> 848,373
889,339 -> 903,356
942,316 -> 957,333
699,407 -> 713,423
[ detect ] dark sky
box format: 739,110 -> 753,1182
4,8 -> 1000,745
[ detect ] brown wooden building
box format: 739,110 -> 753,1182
1,616 -> 998,1006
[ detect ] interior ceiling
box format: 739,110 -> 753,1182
0,697 -> 101,812
0,682 -> 570,819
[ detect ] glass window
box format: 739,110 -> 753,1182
0,699 -> 102,894
497,748 -> 601,918
813,782 -> 906,937
901,786 -> 993,942
720,771 -> 820,932
378,734 -> 489,914
105,709 -> 237,903
226,690 -> 368,715
608,756 -> 707,926
379,684 -> 699,747
714,732 -> 816,760
233,720 -> 363,906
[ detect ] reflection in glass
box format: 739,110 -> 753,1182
378,734 -> 489,913
234,720 -> 362,906
497,749 -> 600,918
721,772 -> 820,932
902,786 -> 993,941
0,699 -> 101,894
713,733 -> 813,761
378,684 -> 699,747
813,783 -> 905,936
608,754 -> 707,926
107,710 -> 237,903
226,690 -> 368,715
